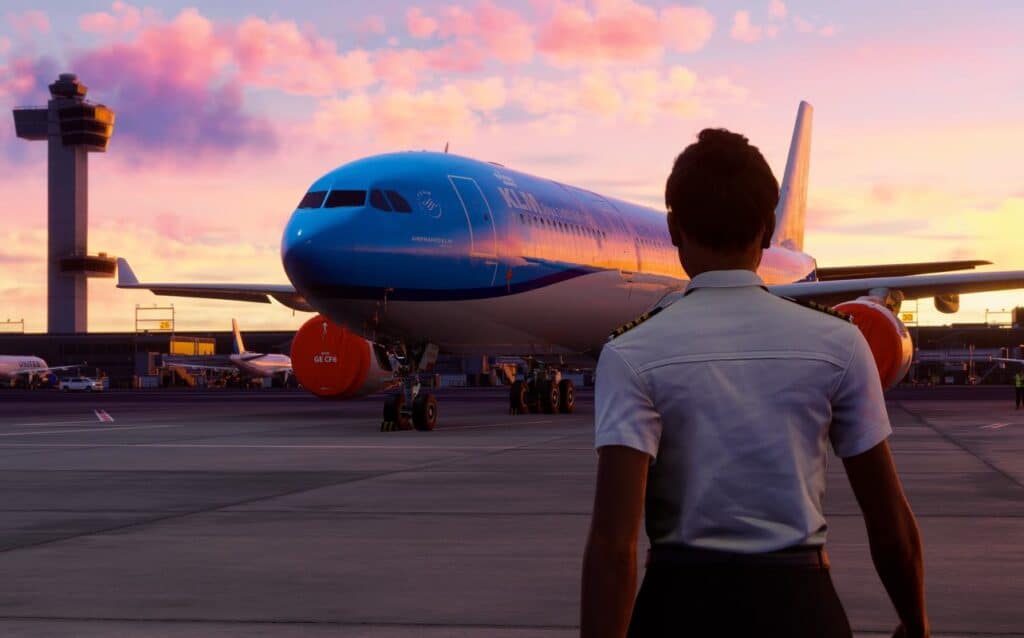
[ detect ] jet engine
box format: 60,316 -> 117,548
290,315 -> 397,398
833,298 -> 913,389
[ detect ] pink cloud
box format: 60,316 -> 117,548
0,36 -> 9,55
537,1 -> 714,65
793,16 -> 834,36
731,11 -> 763,43
424,40 -> 488,73
438,5 -> 477,38
660,7 -> 716,54
0,55 -> 50,99
356,15 -> 386,36
473,1 -> 534,64
70,9 -> 275,156
373,48 -> 428,90
769,0 -> 788,20
406,7 -> 438,38
413,2 -> 534,65
232,17 -> 375,95
79,1 -> 145,35
6,10 -> 50,35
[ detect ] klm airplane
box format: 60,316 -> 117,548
119,102 -> 1024,430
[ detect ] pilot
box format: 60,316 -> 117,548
580,129 -> 929,638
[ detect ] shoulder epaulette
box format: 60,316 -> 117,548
783,297 -> 852,322
608,306 -> 664,341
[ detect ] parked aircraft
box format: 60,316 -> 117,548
118,102 -> 1024,430
0,355 -> 82,387
164,319 -> 293,381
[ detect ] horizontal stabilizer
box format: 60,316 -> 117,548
770,269 -> 1024,306
815,260 -> 991,281
116,258 -> 315,312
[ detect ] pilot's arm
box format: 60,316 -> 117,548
832,334 -> 929,638
582,345 -> 662,638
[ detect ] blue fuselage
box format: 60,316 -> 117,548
280,152 -> 815,353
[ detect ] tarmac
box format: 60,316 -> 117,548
0,387 -> 1021,637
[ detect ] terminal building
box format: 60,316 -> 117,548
0,320 -> 1022,389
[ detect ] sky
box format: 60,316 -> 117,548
0,0 -> 1022,332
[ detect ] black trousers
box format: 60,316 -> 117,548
627,563 -> 852,637
1015,387 -> 1023,408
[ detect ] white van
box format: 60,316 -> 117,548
59,377 -> 104,392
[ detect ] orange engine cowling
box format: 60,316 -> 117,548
290,315 -> 397,398
833,298 -> 913,390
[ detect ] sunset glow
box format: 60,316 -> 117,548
1,1 -> 1021,331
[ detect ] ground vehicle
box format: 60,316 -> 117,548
59,377 -> 104,392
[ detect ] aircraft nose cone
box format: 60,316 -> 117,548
282,232 -> 322,294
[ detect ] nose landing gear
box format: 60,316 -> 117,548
381,342 -> 440,432
509,359 -> 576,416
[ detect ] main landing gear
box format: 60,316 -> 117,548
509,359 -> 576,416
381,343 -> 440,432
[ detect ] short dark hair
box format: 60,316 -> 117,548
665,128 -> 779,252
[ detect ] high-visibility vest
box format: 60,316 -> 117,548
1016,374 -> 1024,388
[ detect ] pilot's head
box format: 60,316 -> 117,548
665,128 -> 779,276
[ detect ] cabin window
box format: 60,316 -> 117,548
370,189 -> 392,211
386,190 -> 413,213
297,190 -> 327,209
325,190 -> 366,207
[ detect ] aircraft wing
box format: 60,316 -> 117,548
15,363 -> 85,375
769,270 -> 1024,306
165,362 -> 238,372
116,258 -> 315,312
814,260 -> 990,281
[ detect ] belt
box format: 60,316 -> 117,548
648,544 -> 830,569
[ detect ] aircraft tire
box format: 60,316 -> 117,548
413,393 -> 439,431
510,381 -> 530,414
539,380 -> 560,414
382,394 -> 412,431
558,379 -> 575,414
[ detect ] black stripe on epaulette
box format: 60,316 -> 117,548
782,297 -> 852,322
608,306 -> 664,341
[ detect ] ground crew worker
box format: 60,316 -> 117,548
1014,370 -> 1024,408
580,129 -> 929,638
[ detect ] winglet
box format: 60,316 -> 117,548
231,318 -> 247,355
772,101 -> 813,251
117,258 -> 139,287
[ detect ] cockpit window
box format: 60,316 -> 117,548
385,190 -> 412,213
297,190 -> 327,209
370,189 -> 392,211
324,190 -> 366,208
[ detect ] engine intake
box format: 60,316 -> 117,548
290,315 -> 396,398
833,298 -> 913,390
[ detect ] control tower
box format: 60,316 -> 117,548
12,73 -> 116,333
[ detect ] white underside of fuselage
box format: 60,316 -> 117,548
317,269 -> 681,356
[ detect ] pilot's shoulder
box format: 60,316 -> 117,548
607,305 -> 666,342
778,296 -> 853,324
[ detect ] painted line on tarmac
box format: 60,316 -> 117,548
94,409 -> 114,423
440,419 -> 561,430
0,442 -> 518,450
3,419 -> 97,428
0,424 -> 182,437
981,422 -> 1013,430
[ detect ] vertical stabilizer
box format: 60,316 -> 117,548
231,319 -> 247,355
772,101 -> 813,251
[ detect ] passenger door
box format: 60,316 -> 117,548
448,176 -> 497,258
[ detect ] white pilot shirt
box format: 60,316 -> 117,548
594,269 -> 892,553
